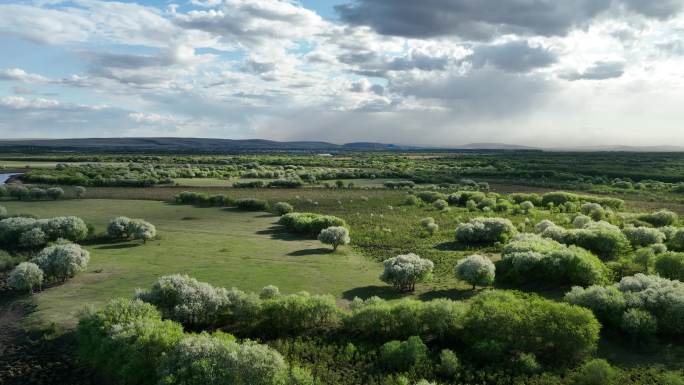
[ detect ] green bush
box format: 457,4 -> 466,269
638,210 -> 678,227
380,253 -> 434,292
279,212 -> 347,236
497,234 -> 609,287
272,202 -> 294,216
462,291 -> 600,366
655,252 -> 684,281
258,293 -> 344,337
570,359 -> 617,385
455,217 -> 516,245
379,336 -> 429,372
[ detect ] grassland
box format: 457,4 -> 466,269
2,199 -> 383,327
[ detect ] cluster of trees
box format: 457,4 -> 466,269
107,217 -> 157,243
0,215 -> 89,250
566,274 -> 684,339
496,234 -> 610,287
123,275 -> 602,378
8,242 -> 90,292
77,298 -> 311,385
0,185 -> 72,201
541,220 -> 629,259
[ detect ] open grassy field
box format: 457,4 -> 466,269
2,199 -> 383,327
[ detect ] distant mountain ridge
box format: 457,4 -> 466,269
0,137 -> 682,153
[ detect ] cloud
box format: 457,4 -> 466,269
0,68 -> 50,83
336,0 -> 684,40
561,61 -> 626,80
469,41 -> 558,73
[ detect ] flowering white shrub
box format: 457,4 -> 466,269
622,226 -> 666,248
572,214 -> 593,229
380,253 -> 434,292
534,219 -> 556,234
433,199 -> 448,210
455,254 -> 495,289
519,201 -> 534,212
318,226 -> 350,251
455,217 -> 516,245
19,227 -> 47,249
8,262 -> 43,293
260,285 -> 280,299
31,242 -> 90,282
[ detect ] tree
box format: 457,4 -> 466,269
130,219 -> 157,243
46,187 -> 65,200
8,262 -> 43,293
318,226 -> 350,251
380,253 -> 434,292
455,254 -> 495,290
31,243 -> 90,282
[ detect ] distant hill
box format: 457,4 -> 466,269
455,142 -> 539,150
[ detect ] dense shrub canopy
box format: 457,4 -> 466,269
272,202 -> 294,216
565,274 -> 684,336
259,292 -> 344,337
654,252 -> 684,281
462,291 -> 600,366
8,262 -> 43,292
455,217 -> 516,245
107,216 -> 157,242
623,226 -> 666,248
236,198 -> 269,211
31,242 -> 90,282
379,253 -> 434,292
497,234 -> 609,287
454,254 -> 495,289
543,221 -> 629,260
279,213 -> 347,236
638,210 -> 678,227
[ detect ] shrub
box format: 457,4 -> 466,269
279,213 -> 347,236
8,262 -> 43,293
77,298 -> 184,384
455,217 -> 516,245
638,210 -> 678,227
379,336 -> 429,371
233,180 -> 265,188
31,242 -> 90,282
509,193 -> 542,206
40,216 -> 89,241
542,192 -> 579,207
424,222 -> 439,236
380,253 -> 434,292
30,187 -> 47,200
8,185 -> 29,200
455,254 -> 495,289
135,274 -> 232,329
438,349 -> 460,377
46,187 -> 65,200
620,308 -> 658,338
267,179 -> 304,188
158,333 -> 288,385
19,227 -> 47,249
258,293 -> 344,337
236,198 -> 269,211
260,285 -> 280,299
74,186 -> 86,198
462,290 -> 600,366
318,226 -> 350,251
547,221 -> 629,260
623,226 -> 666,248
272,202 -> 294,216
403,195 -> 421,206
433,199 -> 448,210
130,219 -> 157,243
107,216 -> 133,239
580,203 -> 605,221
570,359 -> 617,385
416,191 -> 447,203
655,252 -> 684,281
0,250 -> 20,271
572,214 -> 592,229
534,219 -> 556,233
497,234 -> 609,287
520,201 -> 534,212
665,228 -> 684,251
565,274 -> 684,336
449,191 -> 486,206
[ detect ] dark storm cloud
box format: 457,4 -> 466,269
561,61 -> 625,81
469,41 -> 558,73
336,0 -> 684,40
336,0 -> 612,40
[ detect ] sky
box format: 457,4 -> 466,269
1,0 -> 684,147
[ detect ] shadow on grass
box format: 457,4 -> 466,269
95,242 -> 141,250
256,225 -> 313,241
287,248 -> 331,257
342,285 -> 407,301
434,241 -> 478,252
418,288 -> 480,301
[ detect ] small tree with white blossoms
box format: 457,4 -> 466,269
455,254 -> 495,290
130,219 -> 157,243
8,262 -> 44,293
31,242 -> 90,282
318,226 -> 350,251
380,253 -> 434,292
